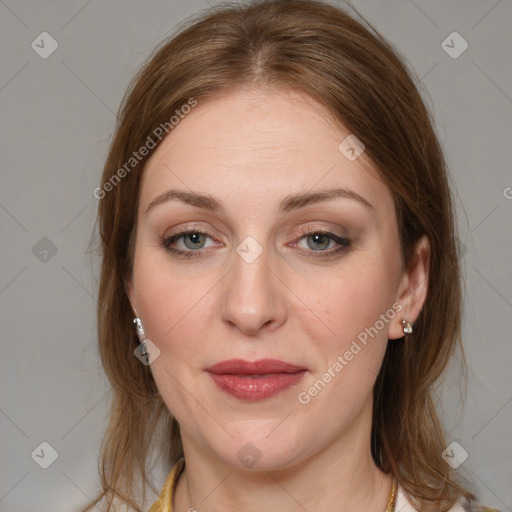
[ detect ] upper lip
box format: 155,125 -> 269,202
205,358 -> 306,375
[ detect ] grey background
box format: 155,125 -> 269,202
0,0 -> 511,511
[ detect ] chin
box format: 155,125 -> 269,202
204,423 -> 310,472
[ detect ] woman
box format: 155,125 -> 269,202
83,1 -> 498,511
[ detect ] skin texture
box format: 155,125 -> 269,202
128,86 -> 430,511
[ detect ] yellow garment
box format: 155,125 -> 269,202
148,462 -> 394,512
148,458 -> 185,512
147,457 -> 500,512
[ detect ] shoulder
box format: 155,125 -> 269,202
395,484 -> 500,512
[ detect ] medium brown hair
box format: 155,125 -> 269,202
83,1 -> 473,510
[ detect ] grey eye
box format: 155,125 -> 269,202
182,232 -> 207,249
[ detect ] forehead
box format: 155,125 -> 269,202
140,87 -> 393,219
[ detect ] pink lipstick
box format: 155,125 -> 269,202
205,359 -> 307,401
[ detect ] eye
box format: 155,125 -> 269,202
294,226 -> 351,257
161,228 -> 219,258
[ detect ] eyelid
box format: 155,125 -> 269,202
164,223 -> 220,241
295,223 -> 348,239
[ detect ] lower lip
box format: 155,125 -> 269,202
208,371 -> 307,400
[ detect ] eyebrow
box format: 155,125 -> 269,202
145,187 -> 374,214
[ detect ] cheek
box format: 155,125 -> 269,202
293,264 -> 397,424
296,254 -> 400,348
132,248 -> 219,358
131,250 -> 217,421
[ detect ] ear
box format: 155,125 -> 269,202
388,234 -> 430,340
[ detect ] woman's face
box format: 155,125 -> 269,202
128,87 -> 419,470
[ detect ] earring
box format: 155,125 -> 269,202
133,317 -> 157,366
401,318 -> 413,335
133,317 -> 146,342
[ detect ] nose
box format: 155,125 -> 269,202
220,241 -> 287,336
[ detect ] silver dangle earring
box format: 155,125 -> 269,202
133,317 -> 146,343
132,317 -> 160,365
401,318 -> 413,335
133,317 -> 156,366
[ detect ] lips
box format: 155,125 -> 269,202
206,358 -> 306,375
205,359 -> 307,401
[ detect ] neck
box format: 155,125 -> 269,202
173,399 -> 392,512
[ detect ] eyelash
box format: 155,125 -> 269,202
160,225 -> 351,260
